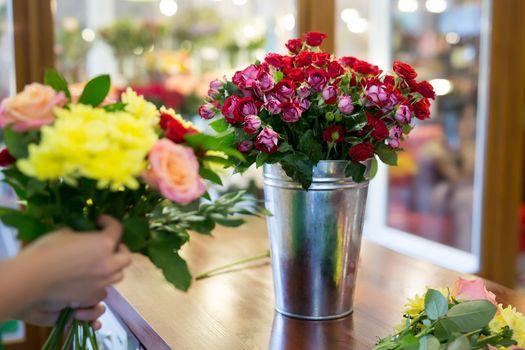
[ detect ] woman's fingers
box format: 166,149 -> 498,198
91,320 -> 102,331
74,303 -> 106,322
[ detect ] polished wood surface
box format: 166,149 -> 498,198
107,218 -> 525,350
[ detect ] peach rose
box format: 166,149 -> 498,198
144,139 -> 206,204
0,83 -> 67,131
452,277 -> 497,305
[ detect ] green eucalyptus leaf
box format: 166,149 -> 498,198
425,289 -> 449,320
434,318 -> 461,342
446,335 -> 469,350
446,300 -> 497,333
78,75 -> 111,107
44,69 -> 71,99
419,335 -> 440,350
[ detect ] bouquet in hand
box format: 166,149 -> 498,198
198,31 -> 435,189
374,277 -> 524,349
0,70 -> 262,349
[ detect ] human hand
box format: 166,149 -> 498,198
19,215 -> 132,306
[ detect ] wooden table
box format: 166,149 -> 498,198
107,218 -> 525,350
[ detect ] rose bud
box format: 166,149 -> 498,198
243,115 -> 262,134
388,138 -> 400,149
348,143 -> 374,162
388,125 -> 403,148
297,84 -> 311,99
0,148 -> 16,167
393,60 -> 417,80
395,104 -> 412,124
255,128 -> 279,154
222,95 -> 240,124
265,96 -> 282,115
322,85 -> 338,105
414,99 -> 431,120
323,124 -> 345,143
338,95 -> 354,114
304,31 -> 328,47
237,140 -> 254,153
280,101 -> 302,123
285,38 -> 303,54
198,103 -> 216,120
307,68 -> 329,92
208,79 -> 223,98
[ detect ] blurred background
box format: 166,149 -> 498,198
0,0 -> 524,347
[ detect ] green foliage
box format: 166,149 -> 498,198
78,75 -> 111,107
4,127 -> 39,159
375,143 -> 398,166
373,289 -> 514,350
345,162 -> 366,183
44,69 -> 72,99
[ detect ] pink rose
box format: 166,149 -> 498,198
365,83 -> 389,107
208,79 -> 223,98
307,68 -> 329,92
395,104 -> 412,123
232,64 -> 261,90
144,139 -> 206,204
0,83 -> 67,131
388,125 -> 403,149
297,84 -> 311,99
297,98 -> 311,111
253,71 -> 274,96
274,79 -> 295,101
338,95 -> 354,114
280,101 -> 302,123
322,85 -> 338,105
198,103 -> 216,119
237,140 -> 253,153
233,97 -> 259,123
452,277 -> 497,305
255,128 -> 279,154
265,96 -> 282,115
222,95 -> 240,124
243,115 -> 261,134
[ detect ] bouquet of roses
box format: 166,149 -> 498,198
0,70 -> 262,349
198,31 -> 435,189
374,277 -> 524,349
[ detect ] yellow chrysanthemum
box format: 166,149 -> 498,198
17,104 -> 159,190
402,288 -> 451,317
489,304 -> 525,347
121,88 -> 160,126
203,150 -> 228,175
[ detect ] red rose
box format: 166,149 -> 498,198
328,61 -> 345,79
233,96 -> 259,123
340,56 -> 357,68
323,124 -> 345,143
353,59 -> 380,75
348,143 -> 374,162
284,67 -> 306,83
294,51 -> 313,67
160,112 -> 199,143
393,60 -> 417,80
304,31 -> 328,47
222,95 -> 240,124
371,119 -> 389,140
265,53 -> 286,69
285,38 -> 303,54
414,99 -> 431,120
0,148 -> 16,167
383,75 -> 395,88
312,52 -> 331,67
415,80 -> 436,100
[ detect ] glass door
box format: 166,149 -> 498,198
336,0 -> 491,273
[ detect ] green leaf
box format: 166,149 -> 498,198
425,289 -> 449,321
3,127 -> 38,159
212,216 -> 245,227
26,179 -> 47,197
375,143 -> 398,166
419,336 -> 440,350
225,81 -> 241,96
280,153 -> 313,190
103,101 -> 126,112
255,152 -> 269,168
78,75 -> 111,107
368,156 -> 378,180
434,319 -> 461,342
147,233 -> 192,291
399,335 -> 420,350
273,71 -> 284,83
1,212 -> 51,241
209,118 -> 229,133
123,217 -> 150,252
446,335 -> 469,350
345,162 -> 366,182
445,300 -> 497,333
298,130 -> 322,164
184,133 -> 245,162
344,112 -> 367,131
402,123 -> 413,135
199,167 -> 222,185
44,69 -> 71,99
65,215 -> 98,232
278,142 -> 294,153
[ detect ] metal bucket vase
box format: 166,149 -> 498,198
263,161 -> 369,320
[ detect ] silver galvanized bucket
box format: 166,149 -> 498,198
263,161 -> 369,320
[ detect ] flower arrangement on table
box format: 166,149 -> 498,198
198,31 -> 436,189
0,70 -> 263,349
374,277 -> 524,349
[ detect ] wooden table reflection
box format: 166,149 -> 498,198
107,218 -> 525,350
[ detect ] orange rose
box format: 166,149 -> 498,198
144,139 -> 206,204
0,83 -> 67,131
